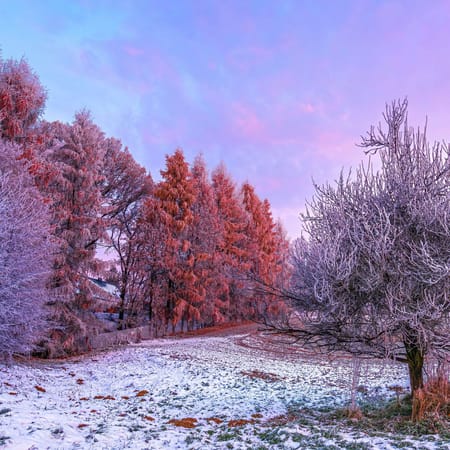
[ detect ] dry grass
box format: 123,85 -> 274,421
345,407 -> 363,420
412,376 -> 449,422
173,321 -> 256,338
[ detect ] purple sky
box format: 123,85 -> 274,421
1,1 -> 450,238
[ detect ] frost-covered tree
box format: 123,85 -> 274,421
138,195 -> 170,334
241,183 -> 289,319
154,149 -> 199,332
43,112 -> 106,306
283,100 -> 449,399
27,113 -> 108,356
0,56 -> 46,142
190,155 -> 222,325
212,164 -> 249,321
0,139 -> 52,356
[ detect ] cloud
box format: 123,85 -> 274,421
230,102 -> 265,140
3,0 -> 450,240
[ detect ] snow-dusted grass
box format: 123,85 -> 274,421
0,329 -> 447,449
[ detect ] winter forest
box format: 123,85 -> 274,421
0,51 -> 449,448
0,55 -> 290,356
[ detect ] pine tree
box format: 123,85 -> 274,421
241,185 -> 290,320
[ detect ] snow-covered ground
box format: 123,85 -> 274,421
0,328 -> 447,449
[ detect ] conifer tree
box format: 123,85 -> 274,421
211,164 -> 249,321
190,155 -> 222,325
43,112 -> 106,306
138,195 -> 169,335
154,149 -> 198,332
241,183 -> 279,314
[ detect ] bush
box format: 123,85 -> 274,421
412,375 -> 449,422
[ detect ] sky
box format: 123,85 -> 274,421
1,0 -> 450,239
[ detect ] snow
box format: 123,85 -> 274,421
89,278 -> 119,297
0,329 -> 447,449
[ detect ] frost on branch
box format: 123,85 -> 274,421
0,139 -> 52,357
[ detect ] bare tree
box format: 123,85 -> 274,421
280,100 -> 449,401
100,138 -> 153,329
0,139 -> 52,357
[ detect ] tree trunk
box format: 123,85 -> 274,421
148,301 -> 153,322
404,341 -> 424,395
118,308 -> 125,330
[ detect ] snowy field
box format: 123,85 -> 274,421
0,326 -> 447,449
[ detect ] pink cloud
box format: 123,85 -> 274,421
314,129 -> 360,164
230,102 -> 265,140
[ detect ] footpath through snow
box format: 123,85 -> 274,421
0,325 -> 446,449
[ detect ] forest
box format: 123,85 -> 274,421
0,55 -> 289,358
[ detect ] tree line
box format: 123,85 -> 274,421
0,55 -> 288,357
